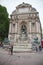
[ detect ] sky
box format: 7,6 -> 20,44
0,0 -> 43,29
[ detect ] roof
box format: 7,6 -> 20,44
16,2 -> 32,9
11,2 -> 37,15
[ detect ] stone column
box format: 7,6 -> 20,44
30,22 -> 31,41
36,22 -> 38,33
36,21 -> 41,33
30,22 -> 31,33
9,22 -> 12,33
15,22 -> 18,42
15,22 -> 18,33
8,21 -> 12,40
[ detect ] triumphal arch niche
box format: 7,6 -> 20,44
8,2 -> 42,51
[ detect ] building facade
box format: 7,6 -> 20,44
8,2 -> 42,51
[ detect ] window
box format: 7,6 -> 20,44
32,22 -> 35,26
31,22 -> 36,32
13,24 -> 15,26
12,16 -> 14,20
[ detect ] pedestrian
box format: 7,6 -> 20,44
10,45 -> 13,55
39,46 -> 42,51
36,47 -> 38,52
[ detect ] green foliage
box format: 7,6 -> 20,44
0,5 -> 9,41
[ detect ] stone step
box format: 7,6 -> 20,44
13,48 -> 32,51
13,43 -> 32,51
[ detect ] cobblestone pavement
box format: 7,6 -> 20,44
0,47 -> 43,65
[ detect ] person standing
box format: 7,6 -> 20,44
10,45 -> 13,55
39,45 -> 42,51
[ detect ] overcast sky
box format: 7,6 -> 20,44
0,0 -> 43,29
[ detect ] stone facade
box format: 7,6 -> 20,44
8,2 -> 42,51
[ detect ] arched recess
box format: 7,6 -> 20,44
20,21 -> 27,40
21,24 -> 27,34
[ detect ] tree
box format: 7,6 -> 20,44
0,5 -> 9,43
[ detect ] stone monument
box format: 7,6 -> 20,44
8,2 -> 42,52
